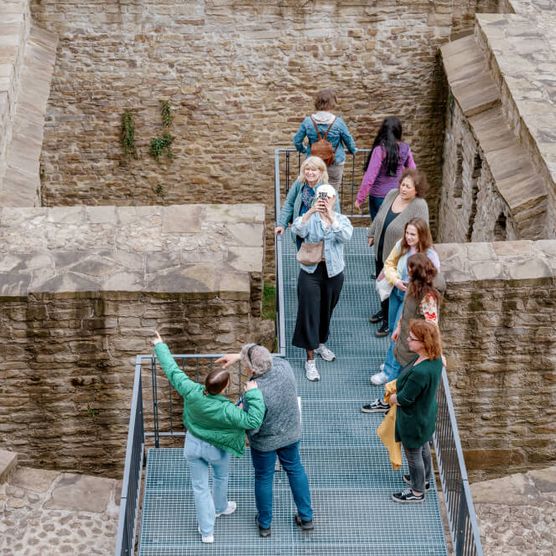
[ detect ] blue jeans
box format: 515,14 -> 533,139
383,340 -> 403,381
388,288 -> 405,331
184,432 -> 231,535
250,441 -> 313,528
369,196 -> 384,221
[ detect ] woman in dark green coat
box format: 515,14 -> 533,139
390,320 -> 443,503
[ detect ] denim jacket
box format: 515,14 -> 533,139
278,178 -> 341,229
291,212 -> 353,277
293,116 -> 357,165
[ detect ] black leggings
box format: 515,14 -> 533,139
292,262 -> 344,351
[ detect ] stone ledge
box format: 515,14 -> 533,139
436,239 -> 556,283
0,204 -> 265,296
476,10 -> 556,190
0,449 -> 17,484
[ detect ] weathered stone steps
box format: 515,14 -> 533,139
0,23 -> 58,206
441,32 -> 548,239
0,0 -> 31,190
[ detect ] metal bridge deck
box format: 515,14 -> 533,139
139,228 -> 448,555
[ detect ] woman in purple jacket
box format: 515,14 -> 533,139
355,117 -> 416,220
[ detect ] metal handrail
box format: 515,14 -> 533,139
114,357 -> 145,556
273,147 -> 371,220
433,368 -> 484,556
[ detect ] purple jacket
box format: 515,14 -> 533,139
356,143 -> 416,203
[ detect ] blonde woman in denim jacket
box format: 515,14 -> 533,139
275,156 -> 339,250
290,183 -> 353,382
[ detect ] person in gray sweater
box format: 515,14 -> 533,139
367,169 -> 429,337
217,344 -> 313,538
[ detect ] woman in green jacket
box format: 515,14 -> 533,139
389,320 -> 443,503
152,332 -> 266,544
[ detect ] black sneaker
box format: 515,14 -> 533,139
403,474 -> 431,491
391,488 -> 425,503
360,398 -> 390,413
294,515 -> 314,531
369,310 -> 383,323
375,322 -> 390,337
256,515 -> 271,537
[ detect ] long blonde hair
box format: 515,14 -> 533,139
297,156 -> 329,185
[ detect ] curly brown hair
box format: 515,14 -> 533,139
407,253 -> 440,304
409,319 -> 442,360
400,168 -> 428,198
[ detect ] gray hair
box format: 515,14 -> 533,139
240,343 -> 272,376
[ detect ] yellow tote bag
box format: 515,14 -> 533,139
376,380 -> 402,470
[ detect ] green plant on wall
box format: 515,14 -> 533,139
154,183 -> 166,198
121,109 -> 138,159
149,100 -> 175,161
160,100 -> 173,128
149,132 -> 174,161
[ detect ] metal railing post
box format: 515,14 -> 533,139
433,368 -> 484,556
151,355 -> 160,449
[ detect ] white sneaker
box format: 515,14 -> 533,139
198,527 -> 214,544
216,501 -> 237,517
305,360 -> 320,381
370,371 -> 388,385
314,344 -> 336,361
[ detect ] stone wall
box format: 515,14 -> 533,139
0,204 -> 269,476
438,5 -> 555,243
29,0 -> 502,239
437,240 -> 556,481
0,291 -> 257,476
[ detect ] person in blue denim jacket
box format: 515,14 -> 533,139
291,184 -> 353,381
293,89 -> 357,189
275,156 -> 339,250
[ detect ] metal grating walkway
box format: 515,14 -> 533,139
139,228 -> 448,555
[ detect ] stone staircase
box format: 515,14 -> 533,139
441,32 -> 548,239
0,0 -> 57,207
0,448 -> 120,554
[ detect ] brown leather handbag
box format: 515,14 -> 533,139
296,241 -> 324,265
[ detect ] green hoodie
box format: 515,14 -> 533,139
154,343 -> 265,457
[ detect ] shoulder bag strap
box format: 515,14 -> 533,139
322,116 -> 337,140
310,116 -> 323,140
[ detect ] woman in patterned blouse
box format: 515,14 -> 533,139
361,253 -> 442,414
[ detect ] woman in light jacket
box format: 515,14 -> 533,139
276,156 -> 337,250
368,169 -> 429,337
293,88 -> 357,189
291,183 -> 353,382
378,218 -> 440,376
152,332 -> 265,544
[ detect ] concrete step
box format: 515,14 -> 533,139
1,23 -> 57,207
0,449 -> 18,484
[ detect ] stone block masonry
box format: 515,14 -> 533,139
0,204 -> 268,476
437,239 -> 556,481
30,0 -> 502,243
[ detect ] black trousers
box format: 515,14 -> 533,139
292,262 -> 345,351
